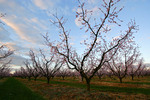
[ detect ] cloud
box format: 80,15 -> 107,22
1,16 -> 48,44
10,54 -> 27,66
30,17 -> 48,30
0,0 -> 51,44
145,63 -> 150,67
0,26 -> 12,42
32,0 -> 54,10
32,0 -> 72,17
91,6 -> 100,16
1,42 -> 25,51
0,0 -> 5,3
112,36 -> 121,41
70,43 -> 74,46
1,18 -> 28,41
82,35 -> 88,38
75,17 -> 82,27
87,0 -> 98,4
32,0 -> 62,11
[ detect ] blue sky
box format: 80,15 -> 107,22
0,0 -> 150,70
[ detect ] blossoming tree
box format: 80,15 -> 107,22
44,0 -> 138,91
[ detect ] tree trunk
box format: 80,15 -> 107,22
34,77 -> 37,81
52,76 -> 54,79
62,76 -> 65,80
47,77 -> 50,84
119,77 -> 122,83
98,76 -> 102,80
85,78 -> 91,91
81,76 -> 84,82
28,77 -> 31,81
137,75 -> 140,78
131,75 -> 134,80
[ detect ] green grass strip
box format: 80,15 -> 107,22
104,81 -> 150,85
0,77 -> 45,100
122,81 -> 150,85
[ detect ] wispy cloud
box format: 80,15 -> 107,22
87,0 -> 98,4
10,54 -> 27,66
32,0 -> 54,10
0,0 -> 53,69
0,26 -> 12,42
1,18 -> 29,41
0,0 -> 50,44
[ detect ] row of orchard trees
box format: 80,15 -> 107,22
13,0 -> 149,91
14,49 -> 64,83
97,58 -> 146,82
14,47 -> 147,83
0,45 -> 13,79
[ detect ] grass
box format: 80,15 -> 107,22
104,80 -> 150,85
36,78 -> 150,95
120,81 -> 150,85
19,77 -> 150,100
92,76 -> 150,85
19,79 -> 115,100
54,76 -> 150,85
0,77 -> 45,100
0,78 -> 5,85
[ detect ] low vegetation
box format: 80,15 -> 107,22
0,77 -> 45,100
17,76 -> 150,100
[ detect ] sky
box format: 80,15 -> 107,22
0,0 -> 150,71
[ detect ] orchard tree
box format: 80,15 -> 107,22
39,49 -> 63,83
24,60 -> 33,81
69,70 -> 80,80
44,0 -> 138,91
57,67 -> 71,80
0,61 -> 11,79
106,70 -> 116,80
96,66 -> 107,80
13,67 -> 27,79
0,45 -> 13,60
0,45 -> 13,79
30,49 -> 64,84
13,69 -> 22,78
31,66 -> 40,81
128,58 -> 144,80
106,44 -> 139,83
28,50 -> 40,81
136,61 -> 146,78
